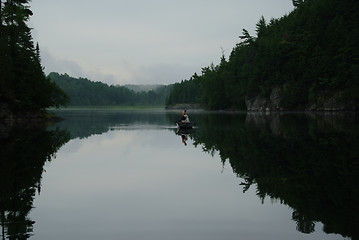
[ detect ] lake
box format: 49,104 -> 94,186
0,109 -> 357,240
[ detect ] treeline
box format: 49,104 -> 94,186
165,73 -> 202,106
191,113 -> 358,237
166,0 -> 358,110
49,72 -> 172,106
0,0 -> 68,114
0,126 -> 70,238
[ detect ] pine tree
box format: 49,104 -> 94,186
292,0 -> 305,7
0,0 -> 68,113
255,16 -> 267,37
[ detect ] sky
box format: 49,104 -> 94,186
29,0 -> 294,86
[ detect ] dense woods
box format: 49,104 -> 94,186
0,0 -> 68,117
1,0 -> 357,112
0,126 -> 70,238
190,113 -> 358,237
165,73 -> 202,106
166,0 -> 359,110
49,72 -> 172,106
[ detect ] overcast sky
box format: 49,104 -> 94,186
29,0 -> 294,85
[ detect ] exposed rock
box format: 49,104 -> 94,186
246,86 -> 356,111
245,96 -> 268,111
269,87 -> 281,110
245,87 -> 282,111
307,92 -> 356,111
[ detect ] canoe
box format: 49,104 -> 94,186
176,128 -> 195,135
176,121 -> 195,129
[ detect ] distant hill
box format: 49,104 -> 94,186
123,84 -> 165,93
48,72 -> 172,106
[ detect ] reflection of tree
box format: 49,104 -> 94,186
0,126 -> 70,239
292,211 -> 315,234
175,128 -> 195,146
192,113 -> 358,239
52,110 -> 179,139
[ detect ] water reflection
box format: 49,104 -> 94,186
50,109 -> 180,139
176,128 -> 195,146
0,125 -> 70,239
2,110 -> 357,239
190,112 -> 358,239
51,109 -> 358,238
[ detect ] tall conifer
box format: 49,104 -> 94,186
0,0 -> 68,113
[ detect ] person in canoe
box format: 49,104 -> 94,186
181,109 -> 190,122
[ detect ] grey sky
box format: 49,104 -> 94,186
29,0 -> 294,85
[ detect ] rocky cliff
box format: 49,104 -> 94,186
245,86 -> 356,111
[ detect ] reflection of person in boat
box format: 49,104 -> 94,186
181,109 -> 190,122
181,134 -> 188,146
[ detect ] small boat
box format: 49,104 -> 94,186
176,121 -> 195,129
176,128 -> 195,137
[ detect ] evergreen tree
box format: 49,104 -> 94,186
49,72 -> 171,106
166,0 -> 358,111
292,0 -> 305,7
0,0 -> 68,114
255,16 -> 267,37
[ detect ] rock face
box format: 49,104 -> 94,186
307,92 -> 356,111
245,87 -> 282,111
245,87 -> 356,111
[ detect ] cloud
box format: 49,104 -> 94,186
40,48 -> 198,85
40,48 -> 120,85
130,63 -> 199,85
31,0 -> 294,85
40,48 -> 84,77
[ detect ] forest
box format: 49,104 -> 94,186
190,113 -> 358,238
0,126 -> 70,238
166,0 -> 359,111
49,72 -> 172,106
0,0 -> 68,118
1,0 -> 357,114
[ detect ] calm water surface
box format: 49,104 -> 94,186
1,110 -> 357,240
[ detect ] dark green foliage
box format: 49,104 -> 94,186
191,113 -> 358,238
0,126 -> 70,239
292,0 -> 305,7
166,0 -> 359,110
165,72 -> 202,107
0,0 -> 68,113
49,72 -> 172,106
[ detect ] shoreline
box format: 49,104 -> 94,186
1,105 -> 357,125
